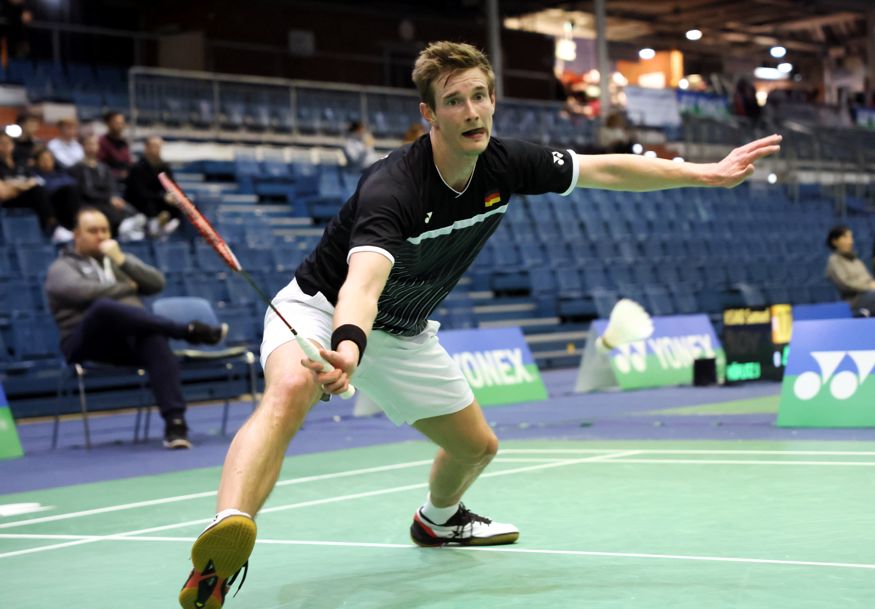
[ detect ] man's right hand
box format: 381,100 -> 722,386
98,239 -> 126,266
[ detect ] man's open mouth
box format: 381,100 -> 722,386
463,127 -> 486,137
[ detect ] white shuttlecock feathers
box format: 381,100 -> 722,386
596,298 -> 654,353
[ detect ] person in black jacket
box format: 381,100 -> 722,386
125,136 -> 180,237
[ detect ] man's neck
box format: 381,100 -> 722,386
430,134 -> 477,192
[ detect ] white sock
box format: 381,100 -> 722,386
420,493 -> 459,525
202,508 -> 252,534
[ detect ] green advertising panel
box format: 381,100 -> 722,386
778,319 -> 875,427
577,314 -> 725,393
0,382 -> 23,460
442,328 -> 548,405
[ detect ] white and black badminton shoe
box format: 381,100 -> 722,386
179,513 -> 255,609
410,503 -> 519,546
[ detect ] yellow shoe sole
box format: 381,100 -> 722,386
179,515 -> 257,609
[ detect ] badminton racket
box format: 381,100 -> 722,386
158,172 -> 355,399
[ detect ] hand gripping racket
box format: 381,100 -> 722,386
158,172 -> 355,399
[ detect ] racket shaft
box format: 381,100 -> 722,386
295,335 -> 356,399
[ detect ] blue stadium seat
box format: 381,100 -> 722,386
153,242 -> 194,272
590,288 -> 619,319
15,243 -> 57,277
644,286 -> 675,316
1,213 -> 43,244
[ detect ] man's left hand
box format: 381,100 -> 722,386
701,134 -> 782,188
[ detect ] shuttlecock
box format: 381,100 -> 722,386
595,298 -> 654,354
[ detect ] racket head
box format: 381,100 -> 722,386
158,172 -> 242,272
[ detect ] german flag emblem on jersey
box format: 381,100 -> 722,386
484,191 -> 501,207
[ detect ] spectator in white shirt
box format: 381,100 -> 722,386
48,118 -> 84,169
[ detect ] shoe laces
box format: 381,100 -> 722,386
224,561 -> 248,599
445,503 -> 491,537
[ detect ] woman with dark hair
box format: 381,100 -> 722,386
33,147 -> 80,231
825,224 -> 875,316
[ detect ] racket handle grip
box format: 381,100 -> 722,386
296,336 -> 356,399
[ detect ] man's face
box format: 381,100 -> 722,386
22,117 -> 39,137
74,211 -> 111,257
60,121 -> 78,139
107,114 -> 126,136
421,67 -> 495,159
0,136 -> 13,158
35,151 -> 54,173
144,138 -> 162,161
834,230 -> 854,254
82,136 -> 98,158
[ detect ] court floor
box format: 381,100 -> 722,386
2,438 -> 874,609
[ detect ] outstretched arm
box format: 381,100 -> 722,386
576,134 -> 781,192
302,250 -> 392,395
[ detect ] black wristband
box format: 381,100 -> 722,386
331,324 -> 367,364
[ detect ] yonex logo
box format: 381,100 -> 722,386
612,334 -> 716,374
424,212 -> 433,224
793,350 -> 875,401
552,151 -> 564,165
612,341 -> 648,373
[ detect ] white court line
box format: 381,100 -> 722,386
0,459 -> 434,530
501,448 -> 875,456
0,451 -> 639,560
591,458 -> 875,467
2,533 -> 873,572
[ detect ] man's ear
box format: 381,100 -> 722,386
419,102 -> 435,126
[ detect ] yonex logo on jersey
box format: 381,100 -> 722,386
792,350 -> 875,401
552,151 -> 564,165
424,212 -> 433,224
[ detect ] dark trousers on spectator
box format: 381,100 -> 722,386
853,291 -> 875,317
2,185 -> 57,235
60,299 -> 190,422
48,184 -> 80,230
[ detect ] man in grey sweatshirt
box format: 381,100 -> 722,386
44,208 -> 227,448
825,224 -> 875,316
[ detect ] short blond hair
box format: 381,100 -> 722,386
412,41 -> 495,109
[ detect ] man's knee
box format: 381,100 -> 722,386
89,298 -> 119,316
450,431 -> 499,466
262,370 -> 320,422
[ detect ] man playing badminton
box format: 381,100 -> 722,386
179,41 -> 780,608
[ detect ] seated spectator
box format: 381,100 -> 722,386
12,110 -> 41,167
32,147 -> 80,234
44,208 -> 229,449
47,118 -> 84,169
98,111 -> 132,183
825,224 -> 875,316
343,121 -> 382,170
402,121 -> 426,144
0,132 -> 68,241
125,136 -> 180,237
70,134 -> 146,240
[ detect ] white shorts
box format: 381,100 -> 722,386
260,279 -> 475,426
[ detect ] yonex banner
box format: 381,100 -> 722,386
0,382 -> 23,460
576,314 -> 725,392
438,327 -> 548,405
353,326 -> 547,417
777,319 -> 875,427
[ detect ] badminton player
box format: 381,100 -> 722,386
179,41 -> 781,608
